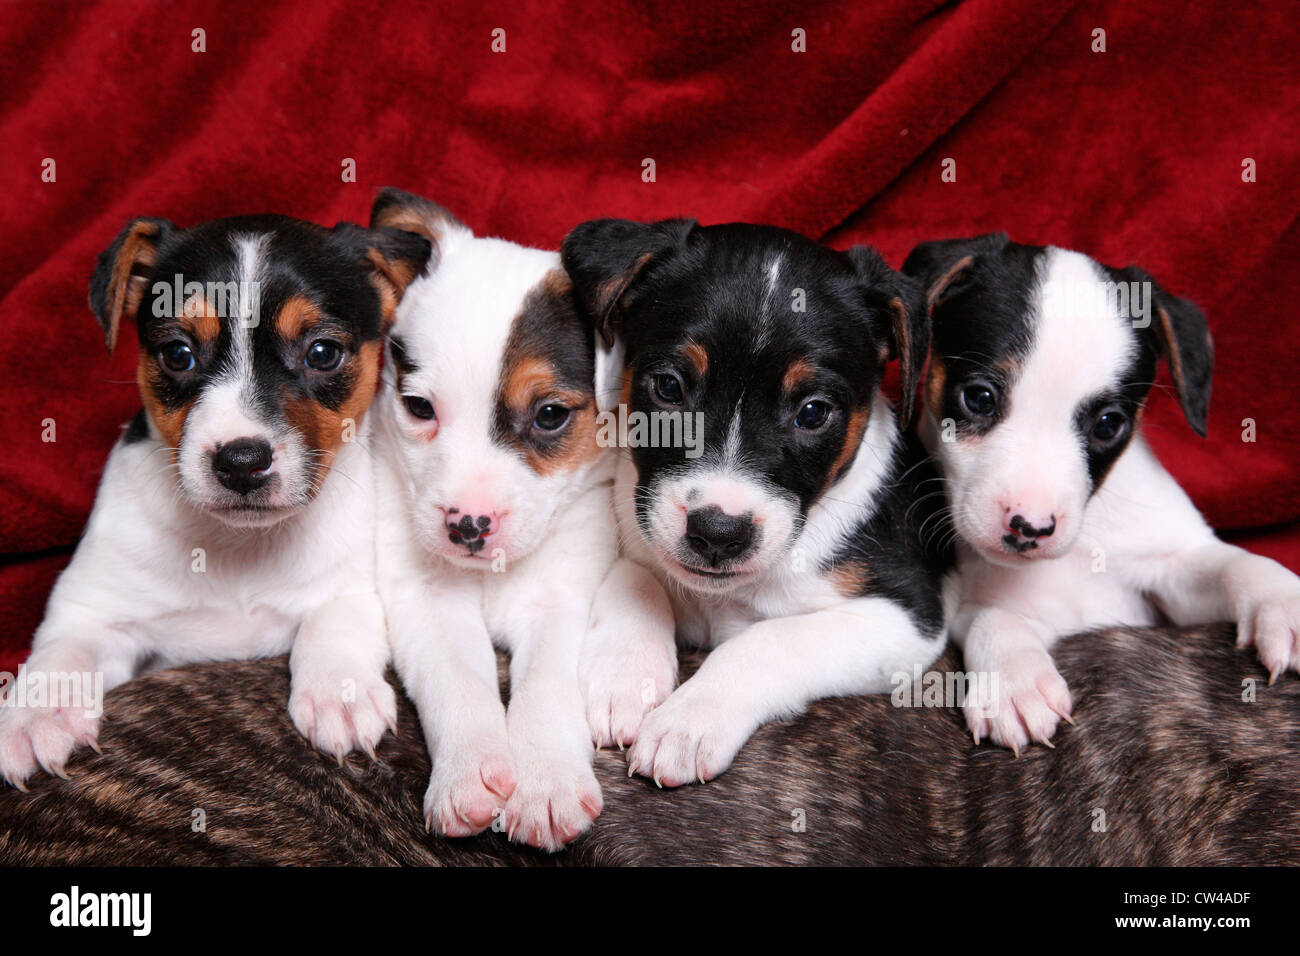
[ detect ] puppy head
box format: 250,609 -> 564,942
904,233 -> 1212,565
373,188 -> 603,569
563,218 -> 926,592
89,214 -> 429,527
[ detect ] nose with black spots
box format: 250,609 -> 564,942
445,509 -> 496,554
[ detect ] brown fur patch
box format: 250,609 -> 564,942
274,294 -> 324,342
136,358 -> 190,450
782,357 -> 815,394
825,404 -> 870,492
828,559 -> 871,598
180,296 -> 221,346
925,355 -> 947,417
105,221 -> 163,351
498,352 -> 601,478
283,341 -> 381,491
682,341 -> 709,378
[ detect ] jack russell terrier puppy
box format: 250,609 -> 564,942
0,214 -> 430,789
904,233 -> 1300,752
562,218 -> 953,787
368,189 -> 674,851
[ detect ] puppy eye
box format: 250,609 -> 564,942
402,395 -> 436,421
652,373 -> 684,405
794,399 -> 832,430
533,404 -> 570,431
1091,408 -> 1128,444
305,339 -> 345,371
158,341 -> 195,373
959,383 -> 998,419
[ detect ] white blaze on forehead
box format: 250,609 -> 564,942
1011,247 -> 1137,429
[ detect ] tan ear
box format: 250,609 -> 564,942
363,226 -> 434,328
370,187 -> 466,246
925,255 -> 973,309
88,218 -> 172,352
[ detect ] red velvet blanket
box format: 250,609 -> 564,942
1,0 -> 1296,672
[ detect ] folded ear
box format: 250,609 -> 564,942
844,246 -> 928,428
370,187 -> 467,263
902,233 -> 1010,311
88,217 -> 175,352
560,217 -> 696,346
364,226 -> 433,328
1125,267 -> 1213,437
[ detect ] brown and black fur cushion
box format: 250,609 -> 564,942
1,624 -> 1297,865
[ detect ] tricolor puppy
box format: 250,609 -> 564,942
562,218 -> 952,787
904,233 -> 1300,752
369,189 -> 672,851
0,214 -> 430,788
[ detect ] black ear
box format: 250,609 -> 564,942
1115,265 -> 1213,437
88,217 -> 176,352
902,233 -> 1010,312
370,186 -> 466,270
844,246 -> 928,428
334,221 -> 433,329
561,217 -> 696,346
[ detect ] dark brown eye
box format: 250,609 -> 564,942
403,395 -> 435,420
533,404 -> 570,431
794,400 -> 832,430
652,373 -> 684,405
1091,408 -> 1127,444
960,382 -> 998,419
305,339 -> 345,371
159,341 -> 195,373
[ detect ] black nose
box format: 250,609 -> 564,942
1009,514 -> 1056,539
212,438 -> 273,495
685,506 -> 755,566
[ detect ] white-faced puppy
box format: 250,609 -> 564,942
368,189 -> 669,851
561,219 -> 952,787
904,233 -> 1300,752
0,214 -> 430,788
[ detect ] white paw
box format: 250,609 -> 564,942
289,671 -> 397,762
503,754 -> 602,852
424,738 -> 516,839
626,688 -> 754,787
966,644 -> 1073,753
0,703 -> 101,789
1235,589 -> 1300,682
580,634 -> 677,749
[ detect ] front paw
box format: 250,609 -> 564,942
425,739 -> 517,839
503,755 -> 603,852
580,636 -> 677,750
0,704 -> 101,789
966,645 -> 1073,754
1236,590 -> 1300,682
289,671 -> 398,762
626,689 -> 753,787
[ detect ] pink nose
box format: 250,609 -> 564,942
444,508 -> 498,554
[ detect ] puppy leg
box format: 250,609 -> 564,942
628,598 -> 943,786
500,607 -> 603,852
288,591 -> 396,761
1144,540 -> 1300,682
388,581 -> 515,838
0,612 -> 140,788
955,605 -> 1072,753
579,558 -> 677,749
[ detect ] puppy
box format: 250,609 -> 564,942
368,189 -> 673,851
0,214 -> 429,787
561,218 -> 952,787
904,233 -> 1300,751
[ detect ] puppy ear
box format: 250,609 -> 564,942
88,217 -> 175,352
370,187 -> 467,261
845,246 -> 929,428
365,226 -> 433,328
1123,267 -> 1213,437
902,233 -> 1010,311
561,217 -> 696,347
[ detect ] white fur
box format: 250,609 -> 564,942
621,393 -> 946,785
0,231 -> 394,786
375,217 -> 674,851
927,247 -> 1300,751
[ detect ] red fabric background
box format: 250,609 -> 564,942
1,0 -> 1296,673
